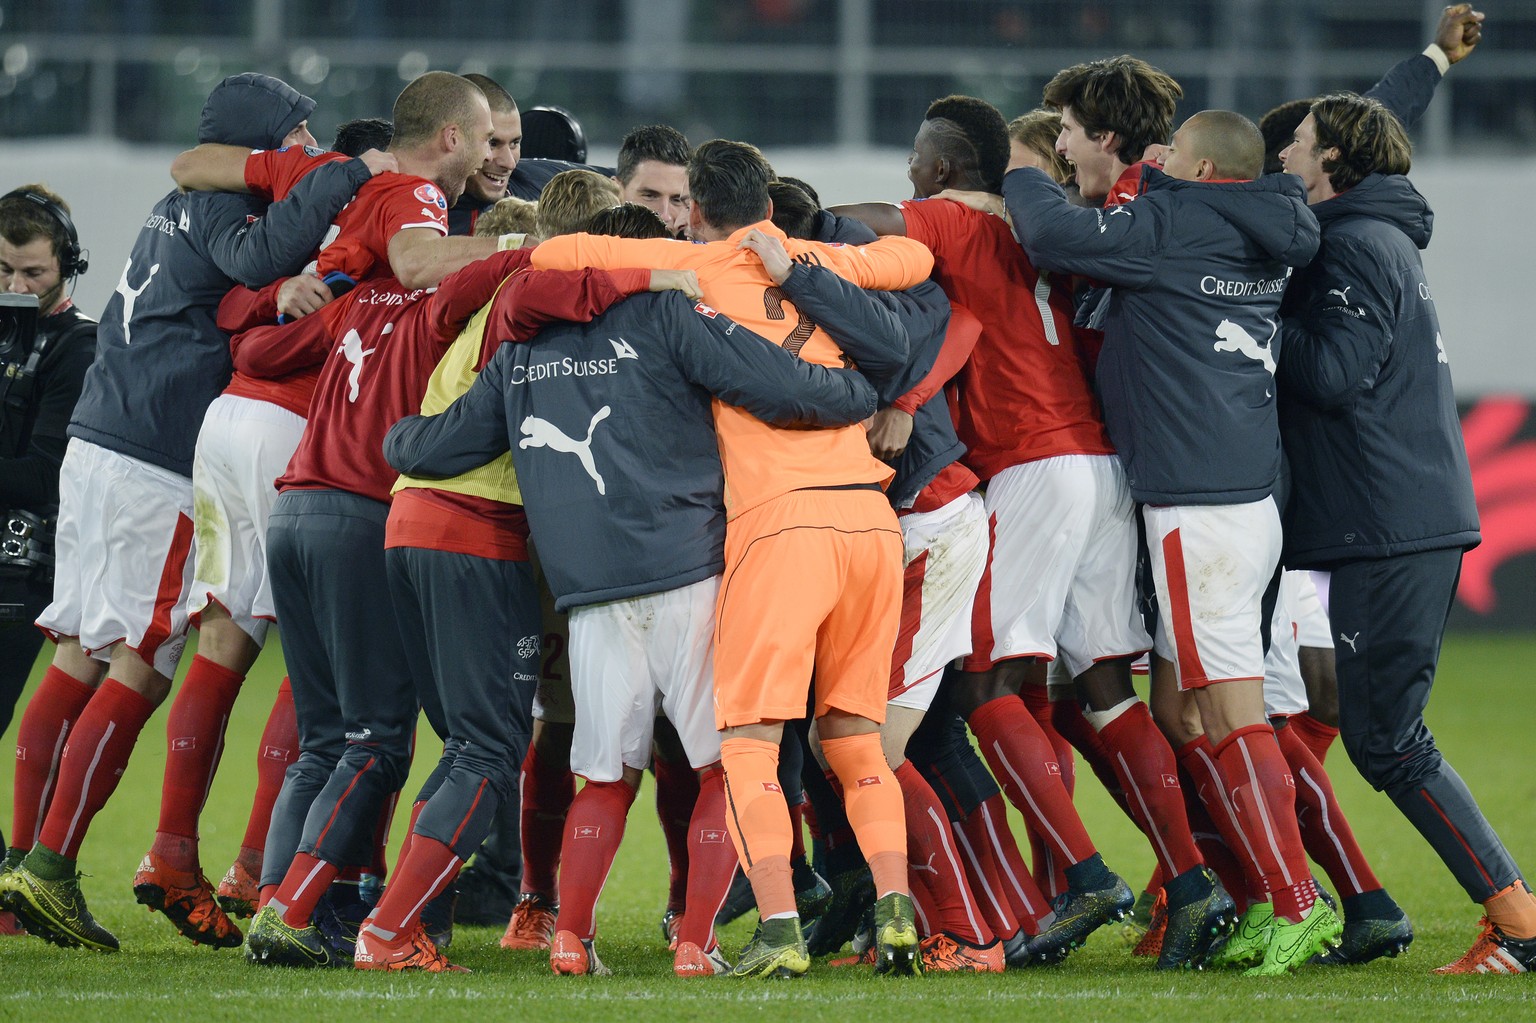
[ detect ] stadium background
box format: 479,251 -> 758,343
2,0 -> 1534,626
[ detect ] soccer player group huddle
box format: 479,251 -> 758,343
5,0 -> 1535,983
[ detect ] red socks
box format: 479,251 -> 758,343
274,851 -> 340,928
1275,720 -> 1380,898
968,695 -> 1098,868
1288,711 -> 1339,765
364,834 -> 461,940
957,794 -> 1051,934
157,655 -> 245,843
653,751 -> 700,915
37,679 -> 156,860
555,778 -> 637,939
676,763 -> 737,951
241,678 -> 299,852
895,760 -> 990,944
1212,724 -> 1316,923
519,740 -> 576,899
1097,702 -> 1203,880
10,666 -> 95,853
1177,736 -> 1264,905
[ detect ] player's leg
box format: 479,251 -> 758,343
7,446 -> 194,952
251,492 -> 414,967
1147,499 -> 1338,974
357,548 -> 537,972
649,575 -> 736,977
1330,550 -> 1536,973
548,593 -> 656,976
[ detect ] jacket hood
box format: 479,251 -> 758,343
1143,166 -> 1319,267
1314,173 -> 1434,250
198,73 -> 316,150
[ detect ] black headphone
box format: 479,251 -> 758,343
1,188 -> 88,279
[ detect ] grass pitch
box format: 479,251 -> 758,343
3,634 -> 1535,1022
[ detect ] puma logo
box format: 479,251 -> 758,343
1339,631 -> 1360,653
519,406 -> 612,494
1213,318 -> 1277,375
115,260 -> 160,344
911,852 -> 938,875
1436,332 -> 1449,365
1328,286 -> 1351,304
337,325 -> 382,402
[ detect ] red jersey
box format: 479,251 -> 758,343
313,174 -> 450,286
898,198 -> 1112,481
247,252 -> 643,503
220,146 -> 354,414
244,146 -> 349,202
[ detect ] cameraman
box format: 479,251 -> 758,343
0,185 -> 95,764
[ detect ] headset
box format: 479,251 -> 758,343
1,188 -> 89,279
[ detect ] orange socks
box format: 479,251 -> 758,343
1486,881 -> 1536,940
820,732 -> 908,899
720,737 -> 795,918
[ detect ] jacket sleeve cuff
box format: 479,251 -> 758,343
1423,44 -> 1451,76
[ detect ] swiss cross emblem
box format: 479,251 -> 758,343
1045,762 -> 1061,775
699,830 -> 727,844
762,781 -> 781,793
574,825 -> 602,839
856,776 -> 882,788
1161,773 -> 1179,788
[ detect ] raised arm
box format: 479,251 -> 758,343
1364,4 -> 1482,128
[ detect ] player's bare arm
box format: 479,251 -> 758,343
171,143 -> 260,193
826,201 -> 907,237
172,145 -> 396,194
388,226 -> 499,291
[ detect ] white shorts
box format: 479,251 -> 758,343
38,439 -> 194,679
967,454 -> 1149,677
187,395 -> 306,645
1145,497 -> 1282,690
1295,571 -> 1332,649
566,576 -> 722,783
1263,570 -> 1309,718
889,491 -> 987,712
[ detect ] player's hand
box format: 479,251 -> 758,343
865,406 -> 914,462
358,148 -> 399,177
737,228 -> 794,285
1435,4 -> 1484,64
276,273 -> 332,319
650,268 -> 703,303
934,189 -> 1007,219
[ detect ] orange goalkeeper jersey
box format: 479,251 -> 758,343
531,220 -> 934,518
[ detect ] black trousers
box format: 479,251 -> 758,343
1330,547 -> 1523,903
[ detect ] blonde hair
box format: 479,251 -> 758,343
474,196 -> 539,238
1007,109 -> 1072,184
536,169 -> 621,239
